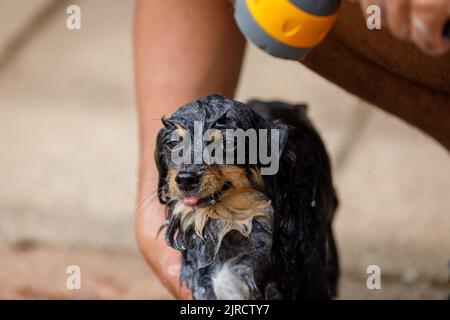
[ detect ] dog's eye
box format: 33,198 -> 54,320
214,114 -> 228,128
166,141 -> 178,149
166,138 -> 181,149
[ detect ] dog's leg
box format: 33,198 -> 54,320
325,224 -> 339,298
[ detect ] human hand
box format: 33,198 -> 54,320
348,0 -> 450,55
135,197 -> 192,299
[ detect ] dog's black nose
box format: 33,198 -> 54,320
176,171 -> 200,191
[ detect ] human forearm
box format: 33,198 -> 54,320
133,0 -> 245,298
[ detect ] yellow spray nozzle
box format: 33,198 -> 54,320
234,0 -> 341,60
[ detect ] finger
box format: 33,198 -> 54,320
385,0 -> 411,40
178,282 -> 194,300
410,0 -> 450,55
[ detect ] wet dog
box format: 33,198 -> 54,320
156,94 -> 339,299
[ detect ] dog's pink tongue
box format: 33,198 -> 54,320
183,196 -> 200,206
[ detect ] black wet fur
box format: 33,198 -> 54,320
156,94 -> 339,299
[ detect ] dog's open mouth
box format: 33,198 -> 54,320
182,181 -> 232,207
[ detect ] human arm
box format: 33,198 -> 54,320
134,0 -> 245,299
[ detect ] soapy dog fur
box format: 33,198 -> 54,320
156,94 -> 339,299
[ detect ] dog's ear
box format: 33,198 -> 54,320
155,129 -> 169,204
266,121 -> 337,299
161,117 -> 176,129
247,100 -> 308,130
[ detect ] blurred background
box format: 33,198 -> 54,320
0,0 -> 449,299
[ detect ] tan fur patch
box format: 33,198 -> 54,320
175,125 -> 187,137
166,167 -> 179,198
169,165 -> 272,241
197,166 -> 224,198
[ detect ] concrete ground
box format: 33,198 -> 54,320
0,0 -> 449,299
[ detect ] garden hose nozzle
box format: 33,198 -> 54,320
234,0 -> 341,60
